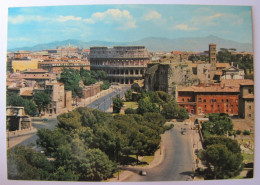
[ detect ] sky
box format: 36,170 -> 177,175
7,4 -> 253,49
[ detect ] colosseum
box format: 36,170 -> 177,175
90,46 -> 151,84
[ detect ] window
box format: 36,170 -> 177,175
249,106 -> 252,110
198,98 -> 202,102
211,105 -> 213,108
226,99 -> 229,103
182,98 -> 185,102
204,99 -> 207,103
249,114 -> 252,118
248,89 -> 252,94
204,105 -> 207,108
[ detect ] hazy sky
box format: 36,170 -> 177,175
7,4 -> 252,49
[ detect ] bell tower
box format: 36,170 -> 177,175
209,43 -> 217,82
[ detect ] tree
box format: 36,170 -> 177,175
198,136 -> 243,179
7,146 -> 54,180
33,91 -> 51,114
125,89 -> 134,101
112,95 -> 123,113
59,68 -> 83,98
100,80 -> 111,91
202,113 -> 233,137
125,108 -> 137,114
178,108 -> 189,120
77,149 -> 116,181
7,93 -> 37,116
57,111 -> 82,130
137,96 -> 159,114
161,101 -> 179,119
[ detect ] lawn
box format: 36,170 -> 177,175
242,153 -> 254,163
124,102 -> 138,109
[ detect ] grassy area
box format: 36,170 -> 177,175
128,154 -> 155,166
242,153 -> 254,163
124,102 -> 138,109
230,175 -> 244,179
142,155 -> 154,165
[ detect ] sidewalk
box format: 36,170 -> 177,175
6,127 -> 37,149
109,134 -> 166,182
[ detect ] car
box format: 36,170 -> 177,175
139,171 -> 147,176
42,118 -> 48,121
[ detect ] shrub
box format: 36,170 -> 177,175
243,130 -> 251,135
125,108 -> 137,114
236,130 -> 242,135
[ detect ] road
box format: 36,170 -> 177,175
87,85 -> 130,112
123,122 -> 194,181
16,118 -> 58,149
10,86 -> 130,148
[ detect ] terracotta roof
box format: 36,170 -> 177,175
209,43 -> 216,45
240,81 -> 254,86
179,85 -> 239,93
214,71 -> 223,75
22,69 -> 48,73
216,63 -> 230,68
243,94 -> 254,99
20,90 -> 33,96
190,63 -> 197,68
221,79 -> 254,88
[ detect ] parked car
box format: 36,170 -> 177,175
139,171 -> 147,176
42,118 -> 48,121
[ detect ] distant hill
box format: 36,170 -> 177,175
8,35 -> 253,52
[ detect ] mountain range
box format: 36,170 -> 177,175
8,35 -> 253,52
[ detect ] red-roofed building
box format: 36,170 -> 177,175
177,79 -> 254,116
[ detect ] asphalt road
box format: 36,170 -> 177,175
123,123 -> 194,182
16,118 -> 58,148
87,85 -> 130,111
13,86 -> 130,148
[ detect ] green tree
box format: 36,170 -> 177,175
59,68 -> 83,98
112,95 -> 124,113
199,144 -> 243,179
77,149 -> 116,181
57,111 -> 82,130
125,108 -> 137,114
33,91 -> 51,114
202,113 -> 233,137
137,96 -> 159,114
217,48 -> 232,63
125,89 -> 134,101
7,93 -> 37,116
161,101 -> 179,119
178,108 -> 189,120
100,80 -> 111,90
7,146 -> 54,180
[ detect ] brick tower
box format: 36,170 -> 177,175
209,43 -> 217,82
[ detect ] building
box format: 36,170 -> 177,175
44,82 -> 72,115
177,79 -> 254,116
144,62 -> 198,98
221,64 -> 245,80
90,46 -> 150,84
6,106 -> 31,131
82,82 -> 101,99
38,60 -> 90,73
239,80 -> 254,120
12,58 -> 41,72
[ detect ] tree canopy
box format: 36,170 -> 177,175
7,93 -> 37,116
112,95 -> 124,113
202,113 -> 233,137
198,136 -> 243,179
33,91 -> 51,114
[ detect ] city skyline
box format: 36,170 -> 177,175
8,4 -> 252,49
